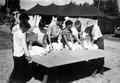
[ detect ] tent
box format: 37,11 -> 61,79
27,4 -> 64,16
26,3 -> 103,17
61,3 -> 103,17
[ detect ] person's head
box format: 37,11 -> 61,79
19,13 -> 30,22
56,16 -> 65,27
20,21 -> 30,33
74,20 -> 81,32
65,20 -> 73,29
38,18 -> 47,32
41,15 -> 52,25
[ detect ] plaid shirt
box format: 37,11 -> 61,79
62,28 -> 72,41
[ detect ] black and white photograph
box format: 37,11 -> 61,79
0,0 -> 120,83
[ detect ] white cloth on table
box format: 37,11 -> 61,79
29,46 -> 46,56
83,37 -> 98,49
52,42 -> 63,50
72,42 -> 83,50
65,42 -> 82,50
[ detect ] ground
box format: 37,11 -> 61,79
0,24 -> 120,83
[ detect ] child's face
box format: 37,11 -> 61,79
57,21 -> 63,27
67,24 -> 72,29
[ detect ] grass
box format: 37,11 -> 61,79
104,34 -> 120,42
0,24 -> 120,83
0,30 -> 12,50
0,25 -> 13,83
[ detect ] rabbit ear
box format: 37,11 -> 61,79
35,15 -> 41,27
28,16 -> 35,27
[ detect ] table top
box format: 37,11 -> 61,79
31,49 -> 108,68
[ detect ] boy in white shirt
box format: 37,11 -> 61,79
85,20 -> 104,76
85,20 -> 104,50
8,20 -> 31,83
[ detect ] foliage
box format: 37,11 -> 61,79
94,0 -> 118,16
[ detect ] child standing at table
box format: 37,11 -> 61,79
8,20 -> 31,83
47,16 -> 65,50
74,20 -> 85,49
27,18 -> 49,56
61,20 -> 73,50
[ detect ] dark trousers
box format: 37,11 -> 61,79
93,36 -> 104,74
94,36 -> 104,50
9,55 -> 30,83
94,36 -> 104,65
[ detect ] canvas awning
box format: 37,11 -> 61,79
26,3 -> 103,17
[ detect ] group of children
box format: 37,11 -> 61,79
27,16 -> 100,56
8,13 -> 104,83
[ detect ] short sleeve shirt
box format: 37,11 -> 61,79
62,28 -> 71,41
13,30 -> 26,57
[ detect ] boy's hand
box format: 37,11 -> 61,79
28,45 -> 32,50
26,56 -> 32,63
68,47 -> 72,50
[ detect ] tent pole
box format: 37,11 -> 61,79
98,0 -> 101,10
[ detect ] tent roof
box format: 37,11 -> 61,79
26,3 -> 103,17
61,3 -> 103,16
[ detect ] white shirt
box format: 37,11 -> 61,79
12,24 -> 19,34
92,24 -> 102,40
13,29 -> 29,57
71,26 -> 78,36
33,27 -> 45,43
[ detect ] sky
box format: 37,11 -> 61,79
20,0 -> 94,10
0,0 -> 5,5
118,0 -> 120,11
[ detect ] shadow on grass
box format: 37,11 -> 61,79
0,30 -> 12,50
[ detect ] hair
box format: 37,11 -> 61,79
19,13 -> 30,21
74,20 -> 81,32
57,16 -> 65,22
39,18 -> 46,31
20,21 -> 30,33
65,20 -> 73,26
74,20 -> 81,26
41,15 -> 52,25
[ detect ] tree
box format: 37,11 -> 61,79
5,0 -> 20,13
94,0 -> 118,16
